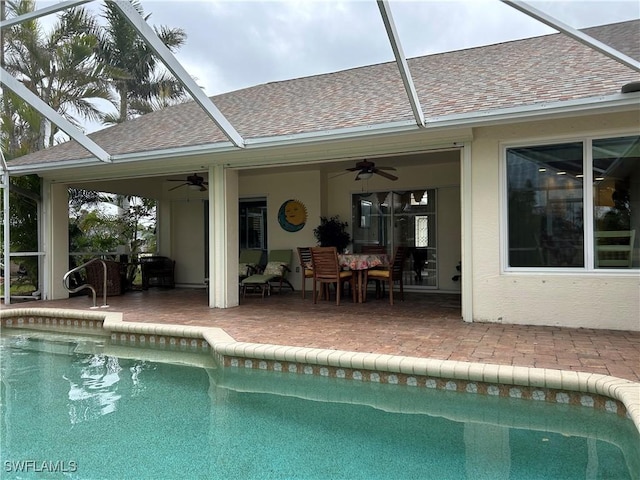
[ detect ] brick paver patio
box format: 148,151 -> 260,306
2,288 -> 639,382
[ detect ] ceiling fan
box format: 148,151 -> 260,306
167,173 -> 208,191
346,160 -> 398,181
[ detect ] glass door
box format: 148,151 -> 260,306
352,189 -> 437,289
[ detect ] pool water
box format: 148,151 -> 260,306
1,330 -> 637,480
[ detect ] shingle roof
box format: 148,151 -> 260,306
8,20 -> 639,167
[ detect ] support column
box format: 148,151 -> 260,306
43,181 -> 69,300
461,142 -> 473,322
209,165 -> 239,308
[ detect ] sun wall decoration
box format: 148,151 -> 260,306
278,199 -> 307,232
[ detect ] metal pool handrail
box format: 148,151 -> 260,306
62,258 -> 109,309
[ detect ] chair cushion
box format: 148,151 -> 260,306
367,269 -> 390,278
263,261 -> 287,276
238,263 -> 256,277
241,274 -> 271,285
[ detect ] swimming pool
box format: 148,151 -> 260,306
1,328 -> 638,480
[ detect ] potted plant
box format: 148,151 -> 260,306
313,215 -> 351,253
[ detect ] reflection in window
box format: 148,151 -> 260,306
507,142 -> 584,267
506,135 -> 639,269
593,136 -> 639,268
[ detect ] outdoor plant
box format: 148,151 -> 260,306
313,215 -> 351,253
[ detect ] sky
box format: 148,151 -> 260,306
34,0 -> 640,128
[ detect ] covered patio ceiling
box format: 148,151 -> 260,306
65,148 -> 461,198
1,0 -> 638,169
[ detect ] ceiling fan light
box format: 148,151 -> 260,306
358,171 -> 373,180
188,183 -> 202,191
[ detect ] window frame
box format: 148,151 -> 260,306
501,131 -> 639,274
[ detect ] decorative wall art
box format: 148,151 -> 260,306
278,199 -> 307,232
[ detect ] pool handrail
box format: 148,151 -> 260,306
62,258 -> 109,308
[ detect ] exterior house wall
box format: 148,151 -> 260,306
471,112 -> 640,331
239,169 -> 322,290
170,200 -> 206,286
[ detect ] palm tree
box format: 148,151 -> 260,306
1,0 -> 115,153
95,0 -> 188,124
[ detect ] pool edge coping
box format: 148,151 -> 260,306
2,307 -> 639,433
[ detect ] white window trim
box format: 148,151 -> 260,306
500,130 -> 639,275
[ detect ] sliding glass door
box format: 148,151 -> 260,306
352,189 -> 437,288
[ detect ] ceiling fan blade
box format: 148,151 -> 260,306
374,169 -> 398,181
199,186 -> 207,192
377,166 -> 396,171
345,167 -> 360,172
168,183 -> 187,191
167,179 -> 186,182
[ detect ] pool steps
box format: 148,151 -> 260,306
2,307 -> 638,434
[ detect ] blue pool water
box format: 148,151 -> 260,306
1,330 -> 638,480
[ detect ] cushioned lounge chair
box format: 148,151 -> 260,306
239,249 -> 264,282
241,249 -> 294,297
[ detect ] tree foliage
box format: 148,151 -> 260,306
1,0 -> 188,291
1,0 -> 115,154
95,0 -> 188,123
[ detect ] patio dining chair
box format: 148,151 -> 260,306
310,246 -> 356,306
367,246 -> 407,305
297,247 -> 314,299
361,245 -> 387,254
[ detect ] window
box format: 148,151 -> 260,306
506,135 -> 639,270
239,199 -> 267,250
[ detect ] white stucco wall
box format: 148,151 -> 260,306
239,169 -> 322,291
471,112 -> 640,331
170,199 -> 206,286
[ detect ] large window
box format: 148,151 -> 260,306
506,135 -> 639,270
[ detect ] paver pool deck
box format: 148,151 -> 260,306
3,288 -> 638,383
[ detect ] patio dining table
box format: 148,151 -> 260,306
338,253 -> 390,303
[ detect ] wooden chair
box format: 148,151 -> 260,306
310,247 -> 356,305
367,246 -> 407,305
595,230 -> 635,268
361,245 -> 387,254
297,247 -> 314,299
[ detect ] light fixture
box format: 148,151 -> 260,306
538,168 -> 547,172
188,183 -> 202,191
358,171 -> 373,180
556,171 -> 567,175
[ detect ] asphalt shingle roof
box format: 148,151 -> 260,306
8,20 -> 639,167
